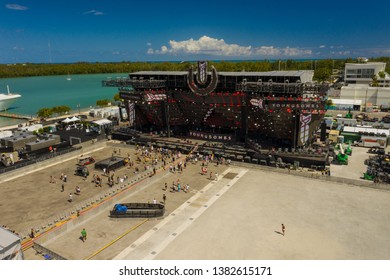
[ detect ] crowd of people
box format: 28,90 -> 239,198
14,141 -> 227,241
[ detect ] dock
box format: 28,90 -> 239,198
0,112 -> 35,120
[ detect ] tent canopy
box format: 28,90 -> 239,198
69,116 -> 80,122
92,119 -> 112,126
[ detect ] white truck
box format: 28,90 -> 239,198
354,135 -> 387,148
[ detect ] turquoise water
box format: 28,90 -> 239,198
0,73 -> 127,127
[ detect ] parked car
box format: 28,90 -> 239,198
77,155 -> 95,166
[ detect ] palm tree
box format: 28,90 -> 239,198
325,98 -> 334,109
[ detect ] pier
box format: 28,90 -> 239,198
0,111 -> 35,120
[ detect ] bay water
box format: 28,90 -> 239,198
0,73 -> 127,127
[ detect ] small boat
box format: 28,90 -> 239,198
0,85 -> 21,111
66,73 -> 71,81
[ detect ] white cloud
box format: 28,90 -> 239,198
156,36 -> 252,56
319,45 -> 326,48
6,4 -> 28,10
147,42 -> 152,46
330,51 -> 350,56
283,46 -> 312,56
254,46 -> 280,56
12,46 -> 24,51
330,45 -> 344,49
151,36 -> 312,57
84,9 -> 104,16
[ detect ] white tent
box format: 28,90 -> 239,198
62,117 -> 72,123
92,119 -> 112,126
69,116 -> 80,122
0,227 -> 24,260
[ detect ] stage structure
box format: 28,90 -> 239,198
103,61 -> 328,148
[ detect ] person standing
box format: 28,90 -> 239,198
185,184 -> 189,193
163,193 -> 166,204
153,198 -> 157,204
69,193 -> 73,202
281,224 -> 285,236
81,228 -> 87,242
61,184 -> 65,192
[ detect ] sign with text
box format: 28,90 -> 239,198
188,131 -> 234,142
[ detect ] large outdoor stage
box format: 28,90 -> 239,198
104,61 -> 328,149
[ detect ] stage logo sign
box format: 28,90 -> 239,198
299,114 -> 312,146
250,98 -> 263,108
187,61 -> 218,96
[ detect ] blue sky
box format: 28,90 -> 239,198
1,0 -> 390,63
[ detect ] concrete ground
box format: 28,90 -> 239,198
330,146 -> 371,180
1,140 -> 390,260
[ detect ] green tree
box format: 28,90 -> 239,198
325,98 -> 334,109
313,68 -> 332,82
371,75 -> 379,87
37,107 -> 53,118
52,105 -> 70,115
113,93 -> 123,102
96,99 -> 111,107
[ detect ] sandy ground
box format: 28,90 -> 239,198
1,141 -> 390,260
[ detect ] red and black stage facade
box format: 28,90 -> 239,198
103,61 -> 328,148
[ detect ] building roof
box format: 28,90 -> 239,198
129,70 -> 313,78
343,126 -> 389,136
345,62 -> 386,66
0,227 -> 20,251
331,99 -> 362,105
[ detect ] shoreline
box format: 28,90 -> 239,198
0,108 -> 94,131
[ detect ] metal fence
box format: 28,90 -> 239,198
0,146 -> 81,175
20,162 -> 163,242
32,242 -> 67,260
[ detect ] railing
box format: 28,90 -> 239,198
20,161 -> 164,246
102,78 -> 166,89
0,111 -> 35,120
0,147 -> 81,175
32,242 -> 67,260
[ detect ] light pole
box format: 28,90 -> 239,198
364,88 -> 368,112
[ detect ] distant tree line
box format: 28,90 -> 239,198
36,105 -> 71,118
36,98 -> 117,118
1,57 -> 390,82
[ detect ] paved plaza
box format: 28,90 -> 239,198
1,141 -> 390,260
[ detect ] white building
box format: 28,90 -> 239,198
344,62 -> 390,86
338,62 -> 390,110
340,84 -> 390,109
